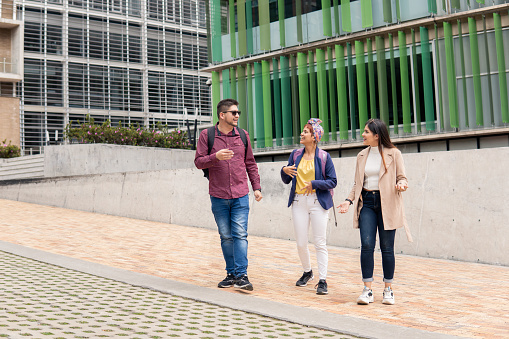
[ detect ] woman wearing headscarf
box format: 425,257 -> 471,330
280,119 -> 337,295
338,119 -> 412,305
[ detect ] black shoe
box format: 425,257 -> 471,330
315,279 -> 328,295
217,273 -> 236,288
296,270 -> 314,287
234,275 -> 253,291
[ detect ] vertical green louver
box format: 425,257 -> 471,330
237,65 -> 247,130
211,0 -> 222,62
494,13 -> 509,123
238,0 -> 247,56
246,1 -> 254,54
420,27 -> 435,131
442,0 -> 446,11
336,45 -> 349,140
395,0 -> 401,22
309,51 -> 318,118
457,20 -> 469,127
356,41 -> 368,132
411,29 -> 421,132
367,39 -> 376,119
333,0 -> 340,35
212,71 -> 221,125
296,0 -> 303,43
222,69 -> 230,99
230,67 -> 237,100
347,42 -> 357,138
383,0 -> 392,23
280,56 -> 293,145
229,0 -> 236,59
443,22 -> 459,128
278,0 -> 286,47
259,0 -> 270,51
273,58 -> 282,146
328,47 -> 337,140
205,0 -> 212,64
476,0 -> 485,3
291,54 -> 301,141
483,16 -> 494,125
262,60 -> 273,147
376,36 -> 389,125
297,52 -> 310,129
246,64 -> 255,142
427,0 -> 437,14
389,34 -> 398,134
361,0 -> 373,29
254,62 -> 264,148
451,0 -> 460,9
316,49 -> 329,142
341,0 -> 352,32
322,0 -> 332,37
435,24 -> 444,129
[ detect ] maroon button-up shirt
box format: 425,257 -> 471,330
194,125 -> 261,199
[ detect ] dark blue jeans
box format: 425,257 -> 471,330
210,194 -> 250,277
359,190 -> 396,283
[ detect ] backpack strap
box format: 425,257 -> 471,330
206,126 -> 216,155
237,127 -> 248,153
292,148 -> 304,164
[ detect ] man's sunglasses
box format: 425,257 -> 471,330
222,110 -> 241,116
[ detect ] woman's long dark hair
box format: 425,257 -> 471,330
365,119 -> 395,172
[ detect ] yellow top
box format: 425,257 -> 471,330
295,158 -> 316,194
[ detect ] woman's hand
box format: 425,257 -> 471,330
302,181 -> 313,195
395,183 -> 408,192
338,201 -> 350,214
283,165 -> 297,178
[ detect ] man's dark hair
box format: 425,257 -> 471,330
217,98 -> 239,120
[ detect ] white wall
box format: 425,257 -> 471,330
44,144 -> 196,177
1,146 -> 508,266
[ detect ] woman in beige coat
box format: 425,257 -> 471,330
338,119 -> 412,306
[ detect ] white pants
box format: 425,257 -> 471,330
291,193 -> 329,280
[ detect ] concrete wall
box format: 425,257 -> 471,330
44,144 -> 196,177
1,147 -> 508,266
0,96 -> 20,146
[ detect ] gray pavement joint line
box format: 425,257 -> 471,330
0,240 -> 464,339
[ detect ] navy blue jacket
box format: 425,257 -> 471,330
280,147 -> 337,210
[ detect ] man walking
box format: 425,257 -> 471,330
195,98 -> 262,291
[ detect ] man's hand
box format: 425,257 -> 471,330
254,190 -> 263,202
216,148 -> 234,161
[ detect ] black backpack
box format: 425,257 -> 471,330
203,126 -> 248,179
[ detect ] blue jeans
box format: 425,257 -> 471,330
359,190 -> 396,283
210,194 -> 250,277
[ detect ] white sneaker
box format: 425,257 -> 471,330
382,287 -> 395,305
356,287 -> 374,305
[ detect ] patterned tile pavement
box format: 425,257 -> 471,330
0,251 -> 352,339
0,199 -> 508,338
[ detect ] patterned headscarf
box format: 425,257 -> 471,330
307,118 -> 324,142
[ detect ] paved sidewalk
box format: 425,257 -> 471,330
0,199 -> 508,338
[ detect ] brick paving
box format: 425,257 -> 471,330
0,199 -> 508,338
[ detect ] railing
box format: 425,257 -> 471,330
0,0 -> 15,20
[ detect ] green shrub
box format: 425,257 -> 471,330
64,116 -> 190,149
0,140 -> 21,158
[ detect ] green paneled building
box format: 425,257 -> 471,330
203,0 -> 509,150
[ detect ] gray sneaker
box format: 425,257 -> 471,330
217,273 -> 236,288
315,279 -> 328,295
234,275 -> 253,291
357,286 -> 374,305
296,270 -> 314,287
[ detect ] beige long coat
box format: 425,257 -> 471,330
347,146 -> 413,242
